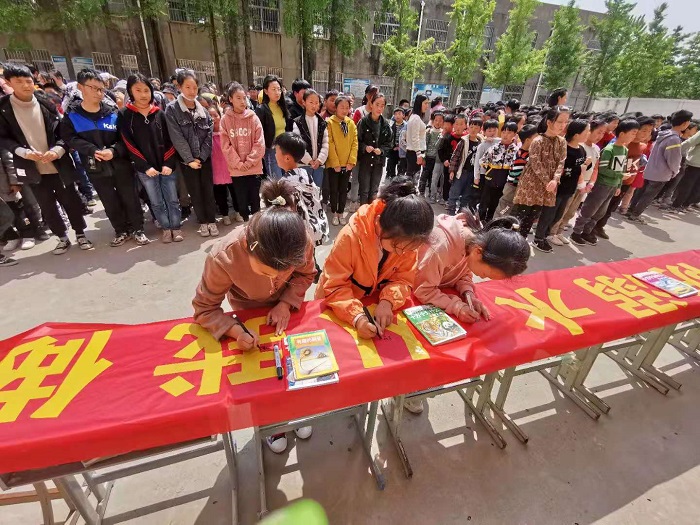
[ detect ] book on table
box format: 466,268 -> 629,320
633,271 -> 698,298
286,357 -> 339,390
403,305 -> 467,346
287,329 -> 339,380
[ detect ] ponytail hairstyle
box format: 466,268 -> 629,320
460,209 -> 530,278
565,119 -> 590,142
226,81 -> 246,100
361,85 -> 379,106
262,74 -> 289,119
245,204 -> 308,271
537,105 -> 569,134
260,178 -> 297,210
378,176 -> 433,244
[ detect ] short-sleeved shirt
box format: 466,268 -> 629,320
559,144 -> 586,196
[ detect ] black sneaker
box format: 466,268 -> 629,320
582,232 -> 598,245
53,238 -> 71,255
77,236 -> 94,250
533,238 -> 553,253
593,228 -> 609,240
35,231 -> 50,241
0,254 -> 18,267
110,233 -> 129,247
133,230 -> 150,245
570,233 -> 587,246
627,214 -> 647,225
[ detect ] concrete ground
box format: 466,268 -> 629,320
1,200 -> 700,525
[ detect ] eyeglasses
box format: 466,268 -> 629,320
82,84 -> 105,95
267,87 -> 282,93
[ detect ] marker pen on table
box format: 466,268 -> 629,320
273,344 -> 283,380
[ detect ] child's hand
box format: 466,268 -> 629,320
334,166 -> 342,173
311,160 -> 321,169
615,188 -> 621,197
450,172 -> 455,181
356,317 -> 378,339
365,145 -> 374,153
267,301 -> 291,336
444,160 -> 449,167
457,303 -> 480,324
346,164 -> 354,171
374,300 -> 394,333
227,324 -> 259,351
546,180 -> 558,193
373,148 -> 381,155
474,176 -> 480,185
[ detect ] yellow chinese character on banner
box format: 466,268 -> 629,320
495,288 -> 594,335
648,263 -> 700,288
574,274 -> 686,319
0,330 -> 113,423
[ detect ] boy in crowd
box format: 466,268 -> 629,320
320,90 -> 338,119
419,111 -> 443,198
668,120 -> 700,211
571,119 -> 640,246
386,108 -> 406,179
626,110 -> 692,224
495,124 -> 538,217
471,119 -> 501,212
658,120 -> 698,209
447,117 -> 482,214
437,114 -> 467,205
430,114 -> 454,203
287,78 -> 311,122
597,114 -> 619,149
477,121 -> 519,222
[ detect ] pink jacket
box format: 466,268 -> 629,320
414,214 -> 475,316
220,107 -> 265,177
211,132 -> 231,185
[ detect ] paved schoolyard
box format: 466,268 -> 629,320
1,202 -> 700,525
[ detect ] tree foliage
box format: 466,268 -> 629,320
445,0 -> 495,91
483,0 -> 546,88
541,0 -> 586,91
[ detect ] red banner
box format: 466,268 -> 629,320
1,251 -> 700,474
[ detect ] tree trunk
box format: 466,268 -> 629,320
328,20 -> 337,90
208,7 -> 223,86
223,11 -> 242,83
148,18 -> 168,79
240,0 -> 254,85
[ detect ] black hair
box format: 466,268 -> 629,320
537,105 -> 570,134
370,93 -> 386,108
565,119 -> 590,142
324,89 -> 339,99
605,113 -> 620,124
334,95 -> 351,111
126,73 -> 155,104
518,124 -> 538,142
659,122 -> 672,131
670,110 -> 693,127
291,78 -> 311,93
615,118 -> 641,136
50,69 -> 64,80
393,107 -> 405,115
176,68 -> 198,86
636,116 -> 655,128
455,105 -> 466,115
509,112 -> 526,124
260,178 -> 298,210
502,122 -> 518,134
378,176 -> 433,243
361,85 -> 379,106
3,63 -> 32,81
430,98 -> 441,109
454,114 -> 467,124
226,81 -> 246,99
77,68 -> 103,85
246,206 -> 308,271
41,82 -> 60,92
469,117 -> 483,128
506,98 -> 521,112
651,113 -> 664,120
273,132 -> 306,163
483,119 -> 499,131
687,120 -> 700,130
461,211 -> 529,278
302,88 -> 320,103
443,114 -> 456,124
412,94 -> 429,118
589,119 -> 605,132
431,111 -> 445,121
547,88 -> 568,108
26,64 -> 38,75
398,99 -> 410,106
262,75 -> 290,119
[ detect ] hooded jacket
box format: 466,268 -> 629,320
117,103 -> 177,174
61,100 -> 131,180
644,129 -> 683,182
415,214 -> 475,316
315,199 -> 417,326
219,107 -> 266,177
164,95 -> 213,164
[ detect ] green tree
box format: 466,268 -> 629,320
541,0 -> 587,91
642,4 -> 679,97
605,15 -> 648,97
327,0 -> 369,90
483,0 -> 546,89
445,0 -> 495,105
676,32 -> 700,99
582,0 -> 635,103
283,0 -> 329,80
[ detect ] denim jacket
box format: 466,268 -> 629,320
164,95 -> 213,164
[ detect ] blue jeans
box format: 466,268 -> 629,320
303,165 -> 325,187
72,151 -> 95,200
264,148 -> 283,180
137,172 -> 181,230
447,173 -> 472,215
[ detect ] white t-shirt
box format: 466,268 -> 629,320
582,142 -> 600,183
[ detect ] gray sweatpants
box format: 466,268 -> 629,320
573,184 -> 617,235
430,159 -> 444,199
495,183 -> 518,217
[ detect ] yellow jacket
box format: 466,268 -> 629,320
325,115 -> 358,168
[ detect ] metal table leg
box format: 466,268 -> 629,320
53,475 -> 100,525
354,401 -> 386,490
254,426 -> 268,519
222,431 -> 239,525
32,482 -> 56,525
456,375 -> 508,449
381,395 -> 412,478
640,324 -> 683,390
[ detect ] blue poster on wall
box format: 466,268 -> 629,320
342,78 -> 370,100
412,83 -> 450,101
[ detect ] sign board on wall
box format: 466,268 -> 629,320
480,87 -> 504,105
70,57 -> 94,77
342,78 -> 370,100
412,83 -> 450,102
51,56 -> 70,81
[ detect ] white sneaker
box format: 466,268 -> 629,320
404,398 -> 424,414
20,238 -> 35,250
208,223 -> 219,236
558,234 -> 570,244
331,215 -> 339,226
294,426 -> 313,440
547,235 -> 564,246
197,224 -> 210,237
3,239 -> 20,252
266,434 -> 288,454
222,215 -> 232,226
233,212 -> 245,223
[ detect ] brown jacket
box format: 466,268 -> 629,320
192,225 -> 316,339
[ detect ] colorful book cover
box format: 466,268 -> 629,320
633,271 -> 698,298
287,330 -> 339,380
403,305 -> 467,346
286,357 -> 339,390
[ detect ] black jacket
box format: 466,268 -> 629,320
293,114 -> 327,160
287,98 -> 305,128
117,103 -> 177,174
0,93 -> 78,185
164,96 -> 213,164
61,100 -> 132,180
357,114 -> 393,165
255,102 -> 290,149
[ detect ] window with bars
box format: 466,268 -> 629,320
311,71 -> 343,94
92,52 -> 115,75
168,0 -> 199,23
372,12 -> 399,45
459,82 -> 481,107
424,19 -> 449,51
503,84 -> 524,101
2,49 -> 27,64
483,23 -> 495,60
177,59 -> 217,83
250,0 -> 280,33
120,54 -> 139,76
369,75 -> 394,105
30,50 -> 53,73
253,66 -> 283,86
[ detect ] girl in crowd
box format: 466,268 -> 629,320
536,119 -> 590,252
405,94 -> 429,182
192,187 -> 317,453
208,103 -> 242,225
165,69 -> 218,237
317,176 -> 433,339
356,93 -> 392,204
292,89 -> 329,187
255,75 -> 289,180
118,74 -> 181,243
415,212 -> 529,322
352,85 -> 379,124
220,81 -> 266,221
511,106 -> 569,238
325,95 -> 358,225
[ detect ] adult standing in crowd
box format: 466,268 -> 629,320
255,75 -> 289,180
165,69 -> 218,237
406,94 -> 429,183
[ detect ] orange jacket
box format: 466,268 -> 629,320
316,200 -> 417,325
